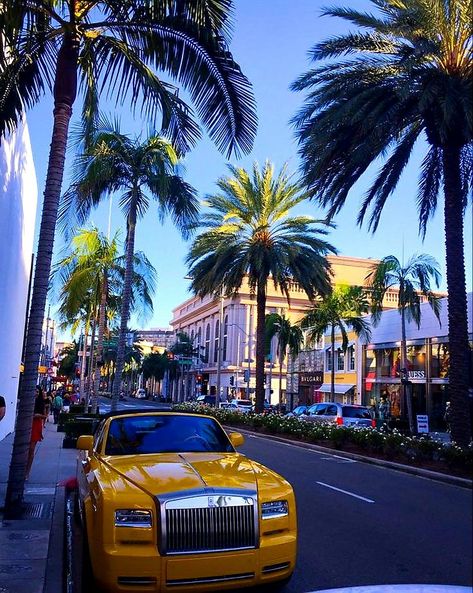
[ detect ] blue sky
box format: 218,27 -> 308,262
27,0 -> 472,334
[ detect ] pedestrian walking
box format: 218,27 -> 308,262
52,391 -> 64,424
26,387 -> 47,479
43,390 -> 52,426
63,392 -> 71,413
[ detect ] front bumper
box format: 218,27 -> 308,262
92,533 -> 296,593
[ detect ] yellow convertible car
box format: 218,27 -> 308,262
76,410 -> 297,592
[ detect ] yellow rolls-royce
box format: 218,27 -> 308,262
76,411 -> 297,592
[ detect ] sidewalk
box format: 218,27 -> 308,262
0,420 -> 77,593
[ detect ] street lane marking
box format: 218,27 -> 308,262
316,481 -> 375,503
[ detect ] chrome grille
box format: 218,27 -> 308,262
159,490 -> 258,555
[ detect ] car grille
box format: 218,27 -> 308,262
160,491 -> 258,555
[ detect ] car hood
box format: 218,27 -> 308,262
103,452 -> 262,497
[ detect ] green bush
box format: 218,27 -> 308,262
173,403 -> 472,473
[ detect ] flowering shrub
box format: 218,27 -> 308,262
173,403 -> 473,474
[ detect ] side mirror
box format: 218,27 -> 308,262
228,432 -> 245,448
77,435 -> 94,451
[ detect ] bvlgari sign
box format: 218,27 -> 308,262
299,371 -> 324,387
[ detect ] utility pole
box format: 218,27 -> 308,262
215,292 -> 224,407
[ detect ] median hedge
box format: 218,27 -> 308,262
173,404 -> 473,478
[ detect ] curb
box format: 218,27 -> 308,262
230,427 -> 473,489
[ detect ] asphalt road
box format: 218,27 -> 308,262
238,433 -> 473,593
77,398 -> 472,593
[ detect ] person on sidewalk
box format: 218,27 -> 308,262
52,391 -> 64,424
26,387 -> 47,479
0,394 -> 5,421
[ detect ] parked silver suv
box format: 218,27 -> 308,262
304,402 -> 375,428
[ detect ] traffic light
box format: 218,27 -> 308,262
229,375 -> 234,386
196,374 -> 202,384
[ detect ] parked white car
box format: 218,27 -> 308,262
230,399 -> 253,413
135,388 -> 147,399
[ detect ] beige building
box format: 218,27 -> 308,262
170,255 -> 407,404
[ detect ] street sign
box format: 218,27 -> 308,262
416,415 -> 429,434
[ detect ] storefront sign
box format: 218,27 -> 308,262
416,414 -> 429,433
299,371 -> 323,387
408,370 -> 425,379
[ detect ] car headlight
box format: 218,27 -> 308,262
261,500 -> 288,519
115,509 -> 152,528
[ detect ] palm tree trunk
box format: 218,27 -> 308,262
401,308 -> 415,434
92,275 -> 107,413
79,318 -> 90,400
112,200 -> 137,410
4,34 -> 78,515
331,324 -> 335,401
442,144 -> 471,447
255,284 -> 267,413
278,347 -> 284,409
87,314 -> 97,402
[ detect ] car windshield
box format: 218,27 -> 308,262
342,406 -> 372,419
105,415 -> 234,455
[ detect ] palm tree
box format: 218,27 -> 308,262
60,124 -> 197,410
186,161 -> 335,413
265,313 -> 304,408
2,0 -> 256,513
367,254 -> 441,433
291,0 -> 472,446
53,227 -> 156,413
300,286 -> 371,402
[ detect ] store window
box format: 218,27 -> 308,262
406,344 -> 426,374
214,320 -> 220,363
430,342 -> 449,378
222,315 -> 228,361
337,349 -> 344,371
348,346 -> 355,371
326,349 -> 333,371
204,324 -> 210,363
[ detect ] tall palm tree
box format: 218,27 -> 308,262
291,0 -> 472,446
367,254 -> 441,433
265,313 -> 304,408
186,161 -> 335,413
2,0 -> 256,513
60,124 -> 198,410
54,227 -> 156,412
300,286 -> 371,402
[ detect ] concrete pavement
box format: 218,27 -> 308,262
0,419 -> 77,593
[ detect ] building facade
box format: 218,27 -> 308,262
0,120 -> 38,441
170,255 -> 403,404
133,327 -> 176,355
361,294 -> 473,431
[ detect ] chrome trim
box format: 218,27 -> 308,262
262,562 -> 290,574
166,572 -> 255,586
157,488 -> 259,556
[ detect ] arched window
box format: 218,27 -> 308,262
214,320 -> 220,363
190,329 -> 194,345
204,324 -> 210,363
222,314 -> 228,361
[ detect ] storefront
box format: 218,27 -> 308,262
363,338 -> 450,430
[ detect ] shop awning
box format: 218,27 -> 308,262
314,383 -> 355,394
